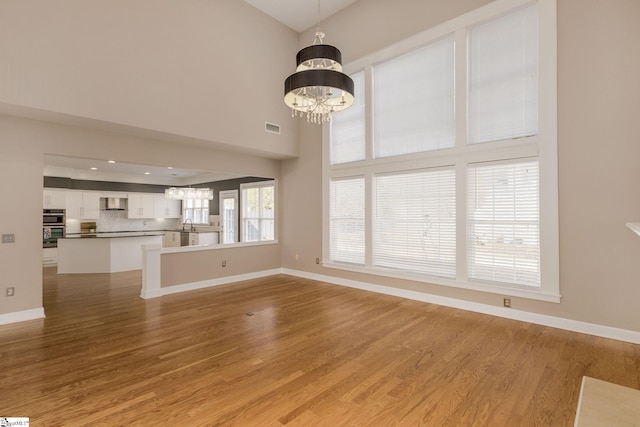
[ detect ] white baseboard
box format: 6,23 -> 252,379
151,269 -> 283,298
0,308 -> 45,326
282,268 -> 640,345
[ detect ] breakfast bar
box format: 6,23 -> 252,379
57,232 -> 164,274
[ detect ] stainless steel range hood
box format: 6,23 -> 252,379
104,197 -> 127,210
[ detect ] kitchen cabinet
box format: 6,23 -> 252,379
128,193 -> 155,219
163,231 -> 181,248
153,195 -> 182,219
189,232 -> 218,246
66,191 -> 100,219
43,247 -> 58,266
43,189 -> 66,209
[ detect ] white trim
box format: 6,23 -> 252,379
161,239 -> 278,254
0,308 -> 45,325
281,269 -> 640,345
323,261 -> 560,302
150,269 -> 282,298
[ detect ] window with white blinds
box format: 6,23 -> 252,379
325,0 -> 558,301
468,3 -> 538,144
468,160 -> 540,286
374,169 -> 456,278
374,36 -> 455,158
330,177 -> 365,265
331,71 -> 366,164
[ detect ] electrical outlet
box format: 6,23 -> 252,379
503,298 -> 511,308
295,254 -> 299,260
2,234 -> 15,244
316,257 -> 320,264
6,287 -> 14,297
222,260 -> 226,267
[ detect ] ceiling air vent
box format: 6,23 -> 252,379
265,122 -> 280,134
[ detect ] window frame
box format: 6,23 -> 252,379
182,198 -> 210,225
240,180 -> 276,243
323,0 -> 559,302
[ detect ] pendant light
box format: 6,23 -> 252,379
284,3 -> 354,124
165,187 -> 214,200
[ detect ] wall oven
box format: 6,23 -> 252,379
43,209 -> 65,248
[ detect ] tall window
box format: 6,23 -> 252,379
241,181 -> 275,242
468,160 -> 540,287
331,71 -> 366,165
374,168 -> 456,278
374,36 -> 455,157
326,0 -> 558,302
330,177 -> 365,264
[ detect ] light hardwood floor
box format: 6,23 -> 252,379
0,268 -> 639,426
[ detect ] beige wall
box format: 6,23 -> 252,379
161,244 -> 280,287
1,0 -> 639,335
281,0 -> 640,332
0,0 -> 299,159
0,114 -> 281,316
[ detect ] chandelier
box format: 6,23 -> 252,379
165,187 -> 214,200
284,30 -> 355,124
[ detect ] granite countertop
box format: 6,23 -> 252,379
63,231 -> 167,239
64,229 -> 219,239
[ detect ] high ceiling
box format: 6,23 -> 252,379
243,0 -> 358,33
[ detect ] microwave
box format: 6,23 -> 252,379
43,209 -> 65,225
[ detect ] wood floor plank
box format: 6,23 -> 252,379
0,267 -> 638,426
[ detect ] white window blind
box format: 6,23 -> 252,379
467,160 -> 540,287
330,177 -> 365,265
241,182 -> 275,242
374,169 -> 456,277
331,71 -> 366,164
468,3 -> 538,144
374,36 -> 455,158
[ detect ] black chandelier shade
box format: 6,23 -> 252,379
296,44 -> 343,69
284,69 -> 354,97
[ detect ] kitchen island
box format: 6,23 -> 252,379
57,232 -> 164,274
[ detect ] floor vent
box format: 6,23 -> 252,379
265,122 -> 280,134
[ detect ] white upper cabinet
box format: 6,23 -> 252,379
66,191 -> 100,219
128,193 -> 155,219
153,195 -> 182,219
43,189 -> 67,209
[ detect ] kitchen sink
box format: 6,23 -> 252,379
180,231 -> 190,246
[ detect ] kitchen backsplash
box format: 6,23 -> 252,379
66,210 -> 182,234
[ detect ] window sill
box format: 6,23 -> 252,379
323,262 -> 561,303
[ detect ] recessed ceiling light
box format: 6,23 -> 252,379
107,160 -> 116,164
167,166 -> 173,170
90,167 -> 98,171
144,172 -> 151,175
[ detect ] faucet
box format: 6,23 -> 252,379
182,219 -> 195,232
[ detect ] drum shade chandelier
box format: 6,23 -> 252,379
284,29 -> 354,124
165,187 -> 214,200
